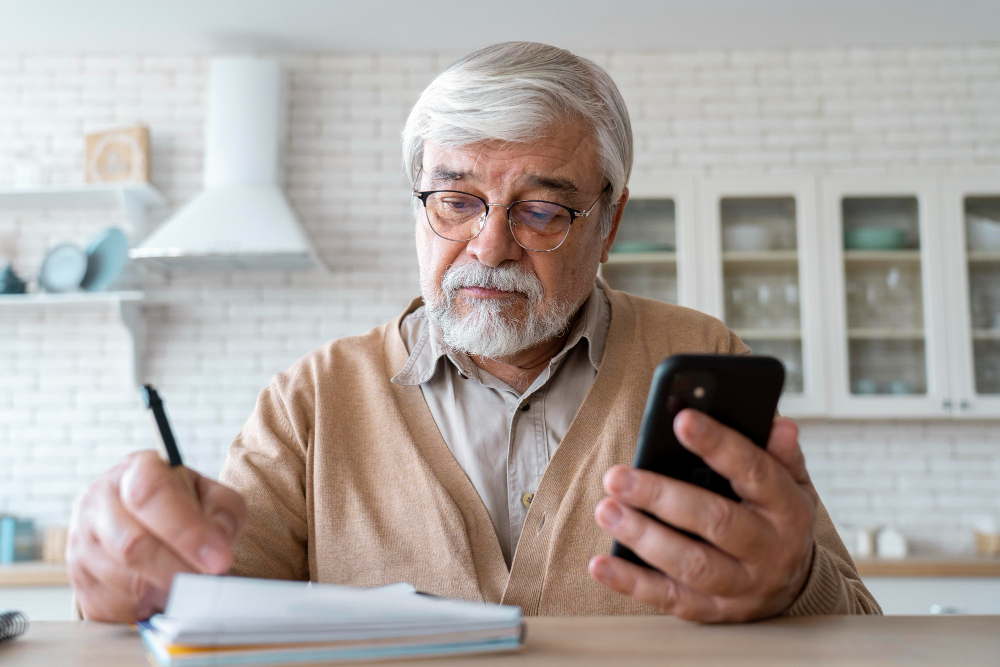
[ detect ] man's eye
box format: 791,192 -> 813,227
523,207 -> 555,221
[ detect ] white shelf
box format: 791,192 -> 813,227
972,329 -> 1000,341
967,251 -> 1000,263
848,328 -> 925,340
0,183 -> 167,237
0,291 -> 146,386
0,290 -> 144,306
605,251 -> 677,265
0,183 -> 166,208
844,250 -> 922,262
722,250 -> 799,264
733,328 -> 802,341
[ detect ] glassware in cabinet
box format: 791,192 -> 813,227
699,178 -> 826,416
841,197 -> 927,396
936,180 -> 1000,416
823,178 -> 951,418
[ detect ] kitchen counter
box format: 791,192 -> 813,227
3,616 -> 999,666
855,557 -> 1000,577
0,563 -> 68,587
2,557 -> 999,588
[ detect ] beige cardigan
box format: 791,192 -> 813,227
220,287 -> 880,616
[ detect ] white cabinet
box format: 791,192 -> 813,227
941,176 -> 1000,418
698,177 -> 827,417
820,178 -> 953,418
0,586 -> 74,621
605,173 -> 999,420
863,577 -> 1000,615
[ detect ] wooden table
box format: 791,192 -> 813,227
2,616 -> 999,666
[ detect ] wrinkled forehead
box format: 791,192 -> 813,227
419,130 -> 603,199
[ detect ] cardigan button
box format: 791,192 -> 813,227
521,492 -> 534,507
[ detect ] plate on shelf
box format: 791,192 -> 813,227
724,223 -> 772,251
611,241 -> 675,254
967,214 -> 1000,251
844,227 -> 907,250
38,243 -> 87,292
80,227 -> 129,291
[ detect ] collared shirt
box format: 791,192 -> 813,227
392,281 -> 611,567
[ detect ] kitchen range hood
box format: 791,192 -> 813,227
130,57 -> 320,270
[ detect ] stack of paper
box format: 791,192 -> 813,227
138,574 -> 523,666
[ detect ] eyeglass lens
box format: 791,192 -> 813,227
423,192 -> 573,251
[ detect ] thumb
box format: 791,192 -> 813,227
190,470 -> 248,544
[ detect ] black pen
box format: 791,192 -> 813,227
140,384 -> 200,505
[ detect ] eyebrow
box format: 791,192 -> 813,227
427,167 -> 581,200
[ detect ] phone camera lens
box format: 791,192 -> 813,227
693,386 -> 706,399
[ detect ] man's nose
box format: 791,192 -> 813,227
465,205 -> 523,267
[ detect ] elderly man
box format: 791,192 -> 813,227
68,42 -> 878,623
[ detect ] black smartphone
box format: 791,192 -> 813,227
611,354 -> 785,570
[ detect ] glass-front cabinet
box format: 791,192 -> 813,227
699,178 -> 826,417
600,178 -> 697,308
942,177 -> 1000,417
822,178 -> 952,417
602,173 -> 1000,420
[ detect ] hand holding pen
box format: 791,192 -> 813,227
140,385 -> 200,503
64,385 -> 249,622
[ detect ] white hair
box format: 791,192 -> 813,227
402,42 -> 633,237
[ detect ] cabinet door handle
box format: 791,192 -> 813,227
960,400 -> 970,410
943,400 -> 952,409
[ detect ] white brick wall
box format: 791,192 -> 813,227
1,45 -> 999,555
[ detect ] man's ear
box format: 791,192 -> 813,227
600,186 -> 629,263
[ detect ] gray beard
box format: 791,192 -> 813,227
423,262 -> 576,360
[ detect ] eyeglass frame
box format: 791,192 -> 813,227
411,183 -> 609,252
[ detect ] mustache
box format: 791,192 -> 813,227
440,262 -> 544,304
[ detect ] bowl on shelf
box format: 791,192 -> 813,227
610,240 -> 675,254
967,214 -> 1000,251
844,227 -> 907,250
724,223 -> 772,251
888,380 -> 913,395
852,378 -> 879,395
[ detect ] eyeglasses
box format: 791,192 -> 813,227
412,186 -> 607,252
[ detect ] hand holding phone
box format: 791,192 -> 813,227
590,354 -> 820,622
612,354 -> 784,568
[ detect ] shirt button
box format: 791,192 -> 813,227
519,402 -> 530,412
521,492 -> 534,507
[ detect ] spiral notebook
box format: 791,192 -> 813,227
0,609 -> 28,643
138,574 -> 523,666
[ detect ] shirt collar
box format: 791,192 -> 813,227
391,279 -> 610,387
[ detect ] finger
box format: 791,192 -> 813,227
89,477 -> 197,590
602,466 -> 774,560
765,418 -> 811,486
588,554 -> 722,622
190,469 -> 249,542
71,525 -> 167,621
673,409 -> 799,508
594,498 -> 751,596
117,451 -> 233,574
